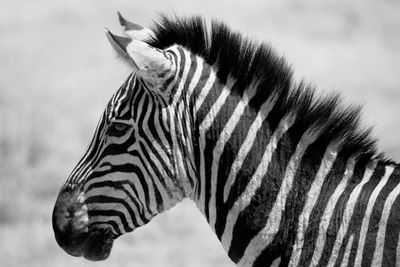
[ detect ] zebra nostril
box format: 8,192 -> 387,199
52,185 -> 89,257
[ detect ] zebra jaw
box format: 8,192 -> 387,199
105,29 -> 176,93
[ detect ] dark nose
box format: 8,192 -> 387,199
52,184 -> 89,257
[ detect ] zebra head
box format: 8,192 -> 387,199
52,14 -> 196,261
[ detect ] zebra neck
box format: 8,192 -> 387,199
190,71 -> 294,262
186,66 -> 400,265
165,48 -> 203,201
192,91 -> 400,266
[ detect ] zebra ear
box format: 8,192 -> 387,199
117,12 -> 155,41
105,29 -> 175,91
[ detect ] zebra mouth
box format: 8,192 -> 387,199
81,226 -> 115,261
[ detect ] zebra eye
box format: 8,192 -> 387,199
106,122 -> 131,137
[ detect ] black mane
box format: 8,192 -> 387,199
148,14 -> 386,162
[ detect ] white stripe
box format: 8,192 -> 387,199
325,161 -> 377,266
89,215 -> 125,234
208,87 -> 257,230
271,257 -> 281,266
186,56 -> 204,99
84,169 -> 156,218
194,71 -> 217,112
169,49 -> 192,196
354,165 -> 394,267
172,99 -> 192,195
239,128 -> 320,265
175,97 -> 197,192
311,156 -> 357,267
223,93 -> 279,202
199,81 -> 232,131
138,95 -> 175,179
198,83 -> 232,211
288,141 -> 340,267
142,108 -> 175,176
193,68 -> 218,208
131,160 -> 159,216
182,102 -> 195,170
339,234 -> 354,267
163,46 -> 182,95
142,140 -> 175,193
77,141 -> 107,185
184,56 -> 203,171
87,201 -> 141,228
68,114 -> 105,183
197,138 -> 207,212
136,160 -> 159,216
160,46 -> 182,132
153,110 -> 172,157
114,75 -> 135,116
135,154 -> 163,214
86,186 -> 145,224
371,171 -> 400,266
171,49 -> 191,106
138,144 -> 172,208
222,114 -> 296,254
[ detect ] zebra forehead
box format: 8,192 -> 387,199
106,73 -> 139,120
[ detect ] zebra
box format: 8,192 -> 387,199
52,12 -> 400,267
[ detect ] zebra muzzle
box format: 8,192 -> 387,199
52,183 -> 115,261
52,184 -> 89,257
81,227 -> 115,261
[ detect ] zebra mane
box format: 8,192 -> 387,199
148,14 -> 386,162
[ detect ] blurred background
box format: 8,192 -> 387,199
0,0 -> 399,266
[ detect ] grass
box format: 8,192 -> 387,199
0,0 -> 400,266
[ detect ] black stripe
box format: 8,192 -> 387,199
137,97 -> 174,181
88,209 -> 133,233
189,60 -> 212,114
360,167 -> 398,266
297,155 -> 348,266
169,47 -> 187,101
86,195 -> 137,227
213,102 -> 257,237
318,158 -> 368,267
228,132 -> 295,262
90,220 -> 123,236
86,180 -> 144,214
276,139 -> 330,266
382,173 -> 400,266
132,88 -> 145,119
317,161 -> 386,266
138,141 -> 172,199
69,115 -> 107,184
167,48 -> 184,98
191,64 -> 212,200
138,152 -> 164,213
195,77 -> 222,125
202,89 -> 238,221
175,49 -> 197,105
146,91 -> 172,155
86,162 -> 152,207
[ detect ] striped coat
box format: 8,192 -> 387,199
52,13 -> 400,267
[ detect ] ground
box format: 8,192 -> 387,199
0,0 -> 399,266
